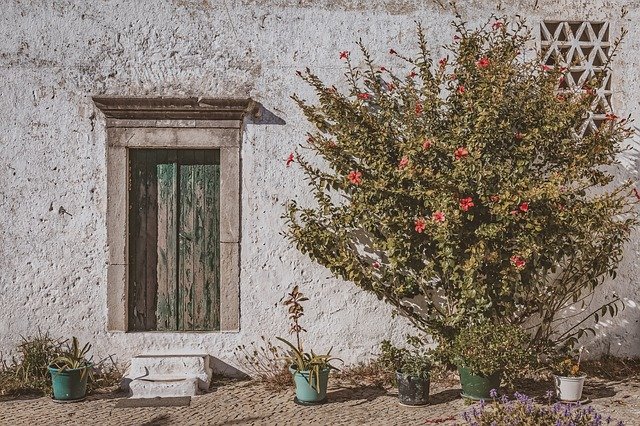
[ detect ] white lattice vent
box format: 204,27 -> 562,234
540,21 -> 612,135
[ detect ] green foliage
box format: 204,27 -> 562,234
277,286 -> 341,394
285,15 -> 638,349
378,337 -> 433,378
440,322 -> 533,382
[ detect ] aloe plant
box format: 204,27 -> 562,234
277,286 -> 341,394
49,337 -> 92,380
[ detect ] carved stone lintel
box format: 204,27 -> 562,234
93,97 -> 259,124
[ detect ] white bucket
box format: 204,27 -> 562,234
553,374 -> 586,402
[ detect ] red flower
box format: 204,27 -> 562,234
414,218 -> 427,233
389,48 -> 397,55
605,113 -> 618,121
510,210 -> 519,216
372,261 -> 381,269
422,139 -> 433,150
339,51 -> 350,60
454,147 -> 469,160
439,57 -> 447,68
476,57 -> 490,69
286,152 -> 295,167
459,197 -> 475,212
514,132 -> 524,140
490,194 -> 500,202
492,21 -> 504,30
408,71 -> 418,78
510,255 -> 526,269
453,35 -> 461,42
357,92 -> 371,100
457,85 -> 466,94
398,156 -> 410,170
387,82 -> 396,91
584,87 -> 596,96
519,202 -> 529,212
347,170 -> 362,185
432,211 -> 446,223
415,103 -> 423,115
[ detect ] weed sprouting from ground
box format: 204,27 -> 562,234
0,331 -> 63,396
234,336 -> 291,391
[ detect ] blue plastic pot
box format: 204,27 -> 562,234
48,365 -> 90,401
290,365 -> 330,403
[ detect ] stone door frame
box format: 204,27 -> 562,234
94,97 -> 257,332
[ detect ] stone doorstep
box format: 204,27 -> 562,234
125,354 -> 212,393
128,375 -> 200,399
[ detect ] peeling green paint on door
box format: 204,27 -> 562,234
129,149 -> 220,331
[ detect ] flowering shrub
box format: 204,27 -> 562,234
462,390 -> 624,425
285,16 -> 637,347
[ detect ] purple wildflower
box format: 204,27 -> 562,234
489,388 -> 498,399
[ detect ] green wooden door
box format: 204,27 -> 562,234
129,149 -> 221,331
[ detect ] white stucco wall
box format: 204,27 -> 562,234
1,0 -> 639,372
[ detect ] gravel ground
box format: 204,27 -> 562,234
1,374 -> 638,425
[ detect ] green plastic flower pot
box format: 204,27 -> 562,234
457,366 -> 501,400
48,365 -> 90,401
290,365 -> 330,404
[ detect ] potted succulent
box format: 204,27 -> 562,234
445,322 -> 533,400
551,347 -> 586,402
378,338 -> 433,406
48,337 -> 92,401
277,286 -> 341,405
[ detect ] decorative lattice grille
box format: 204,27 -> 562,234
540,21 -> 612,134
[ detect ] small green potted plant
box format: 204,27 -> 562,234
379,337 -> 433,406
551,347 -> 586,402
445,322 -> 533,400
277,286 -> 341,405
48,337 -> 93,401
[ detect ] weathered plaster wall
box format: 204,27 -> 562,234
1,0 -> 639,371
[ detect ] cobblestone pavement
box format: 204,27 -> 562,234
1,376 -> 639,426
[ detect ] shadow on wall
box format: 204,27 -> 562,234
248,103 -> 286,126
